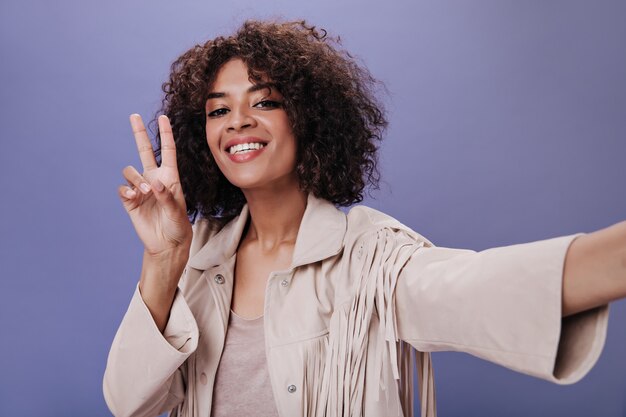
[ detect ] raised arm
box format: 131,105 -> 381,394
104,114 -> 196,417
562,220 -> 626,316
119,114 -> 193,332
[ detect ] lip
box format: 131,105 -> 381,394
223,136 -> 269,164
226,146 -> 266,163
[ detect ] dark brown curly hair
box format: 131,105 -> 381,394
155,19 -> 387,220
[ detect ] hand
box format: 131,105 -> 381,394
118,114 -> 193,257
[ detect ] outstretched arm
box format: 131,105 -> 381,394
563,220 -> 626,316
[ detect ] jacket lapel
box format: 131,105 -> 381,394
290,193 -> 347,268
186,205 -> 250,270
187,193 -> 347,271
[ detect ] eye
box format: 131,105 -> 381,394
207,107 -> 229,118
254,100 -> 282,109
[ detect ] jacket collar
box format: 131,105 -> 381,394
187,193 -> 347,271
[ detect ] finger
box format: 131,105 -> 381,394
122,165 -> 151,194
118,184 -> 137,200
130,114 -> 158,170
151,179 -> 185,219
117,184 -> 143,213
158,115 -> 178,170
118,183 -> 150,214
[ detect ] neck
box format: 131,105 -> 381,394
241,184 -> 308,251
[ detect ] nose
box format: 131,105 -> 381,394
227,105 -> 256,132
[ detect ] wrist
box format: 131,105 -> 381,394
139,246 -> 190,333
140,246 -> 189,296
143,244 -> 190,266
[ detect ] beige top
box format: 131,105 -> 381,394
104,194 -> 610,417
210,311 -> 279,417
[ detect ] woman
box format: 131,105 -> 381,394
104,20 -> 625,417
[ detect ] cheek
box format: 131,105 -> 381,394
281,138 -> 298,172
205,124 -> 219,153
205,134 -> 225,171
276,116 -> 297,153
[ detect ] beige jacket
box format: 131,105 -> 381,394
103,194 -> 609,417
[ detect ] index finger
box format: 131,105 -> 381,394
129,114 -> 158,170
158,115 -> 178,170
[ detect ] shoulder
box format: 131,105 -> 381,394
334,205 -> 434,301
343,205 -> 433,250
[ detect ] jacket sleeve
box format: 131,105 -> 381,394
103,285 -> 199,417
394,233 -> 609,384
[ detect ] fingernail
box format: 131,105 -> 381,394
125,189 -> 136,198
154,180 -> 165,192
140,183 -> 151,193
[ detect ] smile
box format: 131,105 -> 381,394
228,142 -> 266,154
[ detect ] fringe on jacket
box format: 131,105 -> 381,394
174,227 -> 436,417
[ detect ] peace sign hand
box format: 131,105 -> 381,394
118,114 -> 193,257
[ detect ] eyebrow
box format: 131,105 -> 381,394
206,82 -> 276,100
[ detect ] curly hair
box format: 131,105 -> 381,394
155,19 -> 387,220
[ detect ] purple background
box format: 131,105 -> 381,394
1,1 -> 625,416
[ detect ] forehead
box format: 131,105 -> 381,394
210,58 -> 269,92
213,59 -> 249,87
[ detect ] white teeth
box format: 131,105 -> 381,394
228,142 -> 265,154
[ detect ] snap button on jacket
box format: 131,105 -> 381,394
103,194 -> 609,417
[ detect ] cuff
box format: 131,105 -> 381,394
550,304 -> 609,384
134,284 -> 199,355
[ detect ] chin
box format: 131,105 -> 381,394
222,178 -> 269,193
226,172 -> 300,194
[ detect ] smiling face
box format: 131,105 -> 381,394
205,58 -> 299,193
